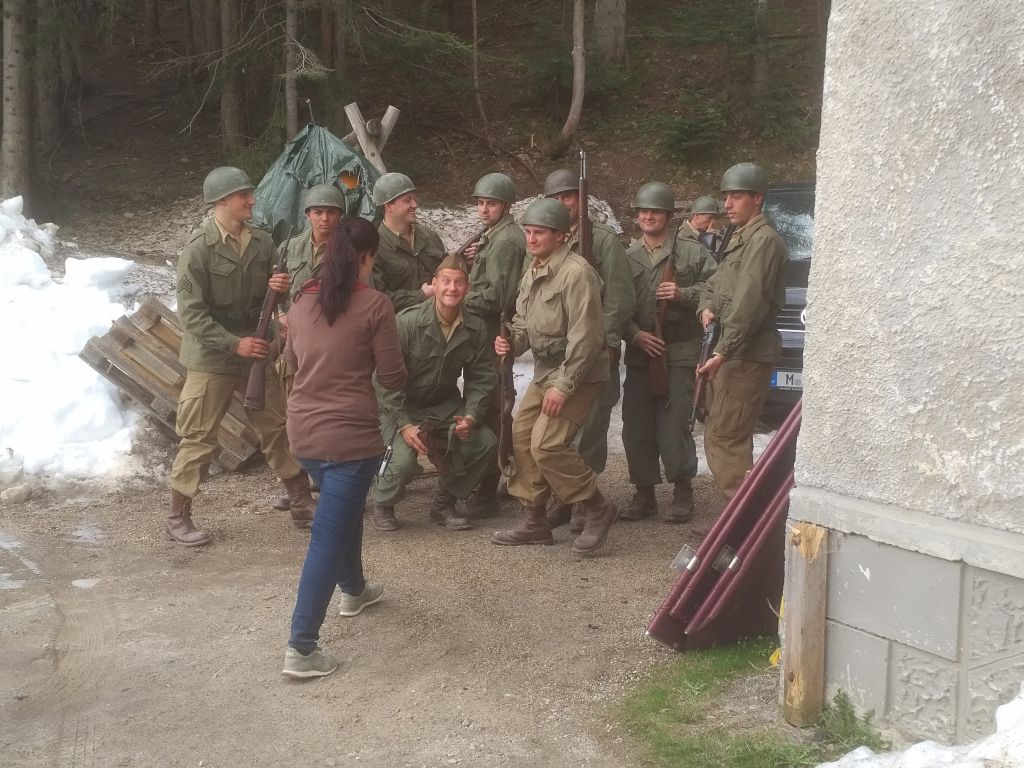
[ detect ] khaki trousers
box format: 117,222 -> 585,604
507,380 -> 602,509
170,369 -> 301,498
622,364 -> 698,487
704,359 -> 774,499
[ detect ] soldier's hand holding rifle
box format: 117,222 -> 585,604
268,272 -> 291,294
494,334 -> 511,357
236,337 -> 271,358
401,425 -> 429,454
655,282 -> 682,302
453,415 -> 474,440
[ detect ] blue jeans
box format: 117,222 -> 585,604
288,455 -> 380,654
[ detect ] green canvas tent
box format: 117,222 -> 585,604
251,123 -> 381,243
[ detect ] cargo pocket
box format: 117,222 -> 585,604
175,377 -> 209,437
710,362 -> 766,440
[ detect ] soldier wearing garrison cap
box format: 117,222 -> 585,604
168,167 -> 316,546
696,163 -> 788,521
540,169 -> 635,533
369,253 -> 498,532
371,172 -> 446,312
490,198 -> 619,557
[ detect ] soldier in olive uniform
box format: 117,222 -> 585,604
370,255 -> 498,532
283,184 -> 346,296
541,169 -> 635,532
621,183 -> 717,523
491,199 -> 619,556
697,163 -> 788,511
460,172 -> 527,517
371,172 -> 446,312
169,167 -> 316,546
683,196 -> 722,254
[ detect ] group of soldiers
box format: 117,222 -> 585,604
166,160 -> 788,558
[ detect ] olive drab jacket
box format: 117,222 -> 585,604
698,214 -> 788,363
175,218 -> 276,375
464,214 -> 527,333
282,231 -> 326,308
373,221 -> 446,312
567,221 -> 635,349
511,244 -> 609,395
624,226 -> 717,368
375,298 -> 496,432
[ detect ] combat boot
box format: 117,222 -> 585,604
429,489 -> 472,531
490,505 -> 553,546
272,495 -> 291,511
621,486 -> 657,521
282,473 -> 317,528
373,502 -> 399,531
568,505 -> 586,534
664,480 -> 695,523
572,490 -> 619,556
165,490 -> 211,547
463,473 -> 500,519
546,492 -> 574,528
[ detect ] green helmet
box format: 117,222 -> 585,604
631,182 -> 675,212
472,172 -> 516,204
543,169 -> 578,198
303,184 -> 345,212
372,172 -> 417,206
520,198 -> 571,233
203,166 -> 253,204
692,195 -> 720,214
720,163 -> 769,194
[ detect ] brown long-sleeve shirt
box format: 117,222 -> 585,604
285,284 -> 407,461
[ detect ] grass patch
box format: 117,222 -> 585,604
620,639 -> 887,768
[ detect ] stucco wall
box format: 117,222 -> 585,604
797,0 -> 1024,532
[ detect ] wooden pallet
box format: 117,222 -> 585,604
79,296 -> 261,471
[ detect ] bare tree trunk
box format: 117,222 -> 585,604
470,0 -> 489,140
205,0 -> 220,58
220,0 -> 246,154
548,0 -> 585,158
33,0 -> 62,156
2,0 -> 32,201
320,1 -> 333,69
284,0 -> 299,139
332,6 -> 345,78
144,0 -> 160,49
593,0 -> 626,66
752,0 -> 769,99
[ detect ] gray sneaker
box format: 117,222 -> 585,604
281,646 -> 338,679
337,582 -> 384,617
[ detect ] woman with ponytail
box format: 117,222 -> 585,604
280,217 -> 407,679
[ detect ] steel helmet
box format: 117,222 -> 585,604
520,198 -> 572,233
691,195 -> 720,214
203,166 -> 254,204
372,172 -> 417,206
303,184 -> 345,211
542,169 -> 579,198
472,172 -> 516,204
720,163 -> 769,194
631,182 -> 675,212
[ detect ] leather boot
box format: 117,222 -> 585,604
165,490 -> 211,547
282,474 -> 316,528
429,489 -> 472,531
664,480 -> 695,523
272,495 -> 290,511
546,492 -> 574,528
491,505 -> 553,546
621,485 -> 657,521
568,505 -> 586,534
463,473 -> 500,519
373,502 -> 399,531
572,490 -> 619,556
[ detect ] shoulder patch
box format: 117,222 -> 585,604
176,274 -> 194,295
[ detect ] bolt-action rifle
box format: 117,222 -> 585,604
689,320 -> 720,431
648,224 -> 684,397
497,311 -> 516,476
453,226 -> 488,264
244,225 -> 293,409
577,149 -> 595,268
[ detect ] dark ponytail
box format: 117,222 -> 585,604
317,217 -> 379,325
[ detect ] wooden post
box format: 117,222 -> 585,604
342,105 -> 400,156
783,521 -> 828,727
344,102 -> 388,174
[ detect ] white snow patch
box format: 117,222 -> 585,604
859,565 -> 872,581
818,683 -> 1024,767
0,572 -> 25,590
71,578 -> 100,589
0,195 -> 137,485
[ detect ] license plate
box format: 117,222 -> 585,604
770,370 -> 803,390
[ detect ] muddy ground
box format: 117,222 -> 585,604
0,450 -> 740,767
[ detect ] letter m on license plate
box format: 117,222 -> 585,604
770,370 -> 803,390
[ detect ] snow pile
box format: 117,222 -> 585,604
0,196 -> 137,489
818,684 -> 1024,768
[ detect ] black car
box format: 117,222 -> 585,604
762,183 -> 813,423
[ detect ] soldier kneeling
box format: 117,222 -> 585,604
369,255 -> 498,531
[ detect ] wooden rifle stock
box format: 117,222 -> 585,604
454,226 -> 488,260
648,255 -> 676,397
577,149 -> 594,267
244,225 -> 293,409
689,320 -> 720,431
497,312 -> 516,476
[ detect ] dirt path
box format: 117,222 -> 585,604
0,456 -> 727,767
